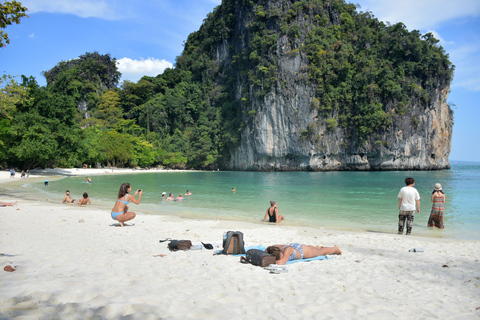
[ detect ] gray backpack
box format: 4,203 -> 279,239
222,231 -> 245,254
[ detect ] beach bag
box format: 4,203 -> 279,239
222,231 -> 245,255
242,249 -> 276,267
167,240 -> 192,251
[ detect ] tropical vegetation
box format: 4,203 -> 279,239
0,0 -> 453,170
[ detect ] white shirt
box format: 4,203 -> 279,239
398,186 -> 420,211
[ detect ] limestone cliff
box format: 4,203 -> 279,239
184,0 -> 454,170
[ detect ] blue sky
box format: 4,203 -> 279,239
1,0 -> 479,161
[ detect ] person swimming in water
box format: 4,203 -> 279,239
110,183 -> 142,227
175,194 -> 184,201
266,244 -> 341,265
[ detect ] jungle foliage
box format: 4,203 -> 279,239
0,0 -> 453,170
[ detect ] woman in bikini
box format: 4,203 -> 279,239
262,200 -> 284,224
266,243 -> 342,265
111,183 -> 142,226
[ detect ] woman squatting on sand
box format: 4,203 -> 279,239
111,182 -> 142,227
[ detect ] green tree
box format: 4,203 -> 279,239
0,0 -> 28,47
94,90 -> 123,127
0,74 -> 30,119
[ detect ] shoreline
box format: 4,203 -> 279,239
1,168 -> 477,241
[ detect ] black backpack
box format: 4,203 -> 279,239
222,231 -> 245,254
241,249 -> 277,267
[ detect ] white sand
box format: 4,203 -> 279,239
1,169 -> 479,319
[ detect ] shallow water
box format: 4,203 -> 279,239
12,161 -> 480,240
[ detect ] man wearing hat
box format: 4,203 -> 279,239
161,192 -> 166,200
397,177 -> 421,235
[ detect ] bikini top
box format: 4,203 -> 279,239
282,246 -> 297,262
116,194 -> 129,204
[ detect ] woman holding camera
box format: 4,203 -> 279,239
111,182 -> 142,226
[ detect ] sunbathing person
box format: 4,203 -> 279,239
266,243 -> 341,265
78,192 -> 92,206
0,200 -> 18,206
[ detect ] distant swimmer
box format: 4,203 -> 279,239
86,177 -> 92,183
175,194 -> 185,201
262,200 -> 284,224
78,192 -> 92,206
232,187 -> 236,193
185,189 -> 192,196
166,193 -> 174,201
162,192 -> 167,199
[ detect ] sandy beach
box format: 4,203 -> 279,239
1,169 -> 479,319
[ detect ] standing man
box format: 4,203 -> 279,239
398,177 -> 420,235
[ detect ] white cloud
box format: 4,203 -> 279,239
356,0 -> 480,30
22,0 -> 118,19
28,33 -> 35,38
426,30 -> 454,46
116,57 -> 174,83
447,44 -> 480,91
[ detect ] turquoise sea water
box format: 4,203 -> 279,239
18,161 -> 480,240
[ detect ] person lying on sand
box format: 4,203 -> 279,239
266,244 -> 341,265
78,192 -> 92,206
0,200 -> 18,206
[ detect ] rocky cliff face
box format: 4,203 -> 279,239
207,0 -> 453,171
229,72 -> 452,171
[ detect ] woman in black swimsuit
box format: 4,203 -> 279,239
262,200 -> 284,224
